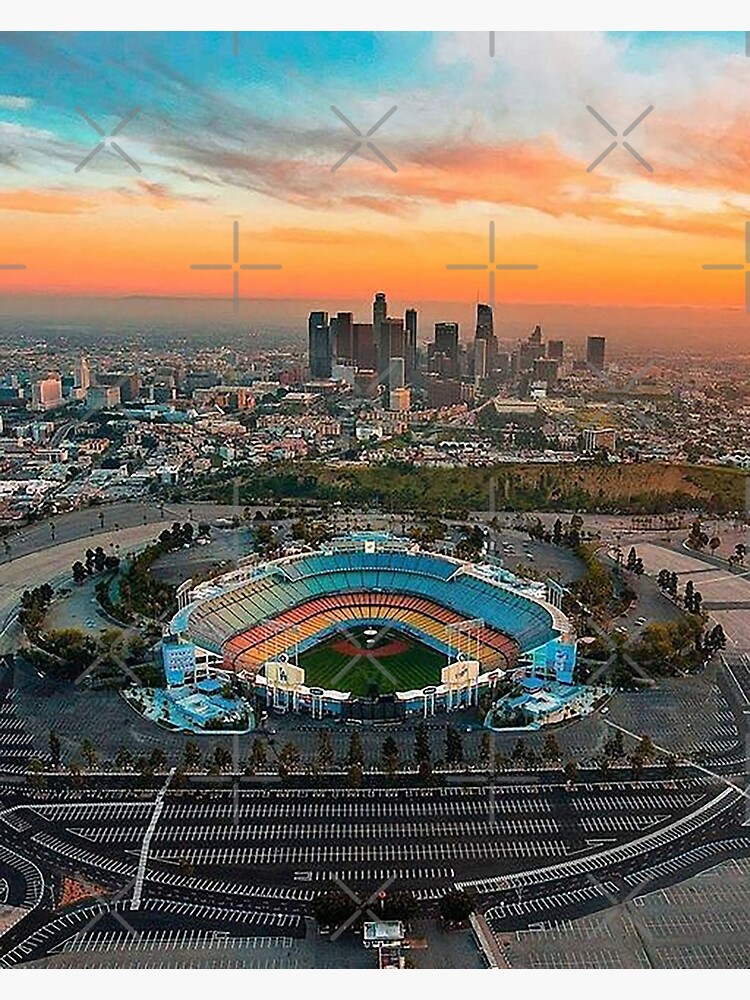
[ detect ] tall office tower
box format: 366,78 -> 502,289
473,338 -> 488,380
379,317 -> 406,386
308,311 -> 332,379
547,339 -> 564,361
74,356 -> 91,392
353,323 -> 376,368
333,311 -> 354,363
373,291 -> 388,370
430,322 -> 460,377
586,336 -> 606,370
405,308 -> 418,378
474,303 -> 498,368
529,324 -> 543,346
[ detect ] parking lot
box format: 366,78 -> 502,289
504,855 -> 750,968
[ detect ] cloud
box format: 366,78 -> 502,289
0,95 -> 33,111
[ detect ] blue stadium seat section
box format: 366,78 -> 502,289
184,549 -> 558,657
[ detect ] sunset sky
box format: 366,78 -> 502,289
0,30 -> 749,313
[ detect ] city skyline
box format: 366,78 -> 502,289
0,31 -> 749,326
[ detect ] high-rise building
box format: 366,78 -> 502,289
308,311 -> 332,379
547,339 -> 564,361
373,292 -> 388,373
353,323 -> 376,369
31,375 -> 63,411
333,312 -> 354,363
379,318 -> 406,387
405,308 -> 418,379
429,322 -> 460,377
474,303 -> 498,369
473,338 -> 487,380
586,336 -> 606,371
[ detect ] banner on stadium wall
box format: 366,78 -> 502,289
547,641 -> 576,684
441,659 -> 479,689
162,641 -> 196,686
265,660 -> 305,690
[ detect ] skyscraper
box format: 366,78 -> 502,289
429,322 -> 460,377
405,308 -> 418,379
547,339 -> 564,361
333,311 -> 354,363
373,292 -> 388,374
379,318 -> 406,387
586,336 -> 606,371
474,303 -> 498,370
353,323 -> 375,369
308,311 -> 332,379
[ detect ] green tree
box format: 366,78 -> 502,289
247,738 -> 268,774
48,730 -> 62,767
637,734 -> 657,764
183,740 -> 202,771
347,730 -> 364,767
414,722 -> 431,767
314,730 -> 335,771
381,735 -> 400,774
347,762 -> 364,788
213,745 -> 232,772
445,726 -> 463,766
115,746 -> 133,771
279,741 -> 301,773
542,732 -> 561,763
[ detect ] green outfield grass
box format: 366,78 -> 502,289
298,626 -> 444,697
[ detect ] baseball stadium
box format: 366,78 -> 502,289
167,533 -> 577,720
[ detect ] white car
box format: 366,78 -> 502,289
635,617 -> 647,626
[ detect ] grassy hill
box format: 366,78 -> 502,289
197,461 -> 746,516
